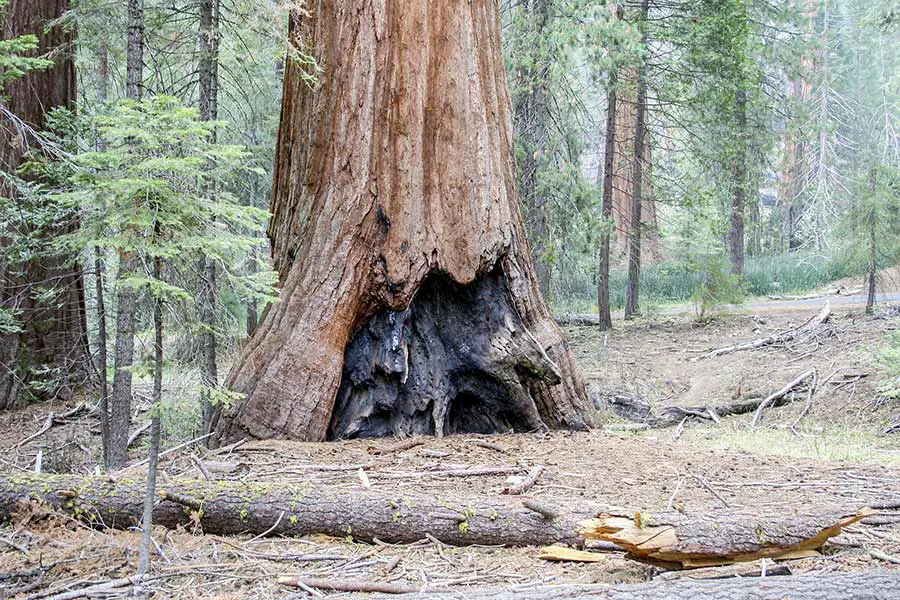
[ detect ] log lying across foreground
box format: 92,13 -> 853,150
0,473 -> 584,547
363,571 -> 900,600
0,474 -> 876,568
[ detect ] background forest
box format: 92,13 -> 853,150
1,0 -> 899,460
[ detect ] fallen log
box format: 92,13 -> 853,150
695,302 -> 831,361
603,371 -> 813,429
578,507 -> 873,568
0,473 -> 582,548
364,570 -> 900,599
0,475 -> 873,569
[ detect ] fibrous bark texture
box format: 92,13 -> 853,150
610,69 -> 658,262
0,474 -> 584,548
0,0 -> 89,409
367,571 -> 900,600
211,0 -> 595,443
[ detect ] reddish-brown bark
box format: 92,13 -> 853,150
211,0 -> 595,443
0,0 -> 89,409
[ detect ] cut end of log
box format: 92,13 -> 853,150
578,507 -> 874,568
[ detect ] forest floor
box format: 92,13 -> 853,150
0,294 -> 898,598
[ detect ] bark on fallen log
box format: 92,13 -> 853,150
363,570 -> 900,600
0,474 -> 873,569
695,302 -> 830,361
0,474 -> 582,547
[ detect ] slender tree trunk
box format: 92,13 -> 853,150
108,0 -> 144,469
623,0 -> 649,321
138,255 -> 163,576
97,38 -> 110,104
94,249 -> 109,464
125,0 -> 143,101
729,88 -> 747,280
197,0 -> 220,432
865,167 -> 877,315
0,0 -> 89,410
210,0 -> 595,444
597,17 -> 621,332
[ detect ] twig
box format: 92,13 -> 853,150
751,370 -> 815,428
17,413 -> 54,448
39,574 -> 168,600
689,473 -> 730,508
247,510 -> 285,543
870,549 -> 900,565
126,432 -> 212,469
367,439 -> 425,455
277,576 -> 442,594
791,370 -> 818,433
666,477 -> 684,511
672,417 -> 689,441
466,439 -> 507,453
127,421 -> 152,448
190,454 -> 212,481
0,536 -> 29,554
501,465 -> 544,495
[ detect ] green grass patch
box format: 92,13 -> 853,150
550,249 -> 865,313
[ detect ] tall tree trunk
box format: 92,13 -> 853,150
730,88 -> 747,280
138,253 -> 163,576
197,0 -> 220,432
0,0 -> 89,410
597,8 -> 621,332
94,249 -> 110,464
108,0 -> 144,469
623,0 -> 649,321
210,0 -> 595,444
610,78 -> 657,261
512,0 -> 553,295
865,167 -> 877,316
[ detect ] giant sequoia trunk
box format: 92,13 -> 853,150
0,0 -> 89,409
210,0 -> 595,443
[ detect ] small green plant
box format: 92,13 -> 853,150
690,252 -> 744,318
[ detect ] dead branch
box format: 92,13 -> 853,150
367,439 -> 425,455
277,576 -> 444,594
751,370 -> 816,427
502,466 -> 545,495
695,302 -> 830,361
604,371 -> 813,429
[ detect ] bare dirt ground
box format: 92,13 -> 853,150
0,300 -> 898,598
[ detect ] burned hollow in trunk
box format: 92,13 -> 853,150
330,266 -> 561,439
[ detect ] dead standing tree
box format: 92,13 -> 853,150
210,0 -> 596,443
